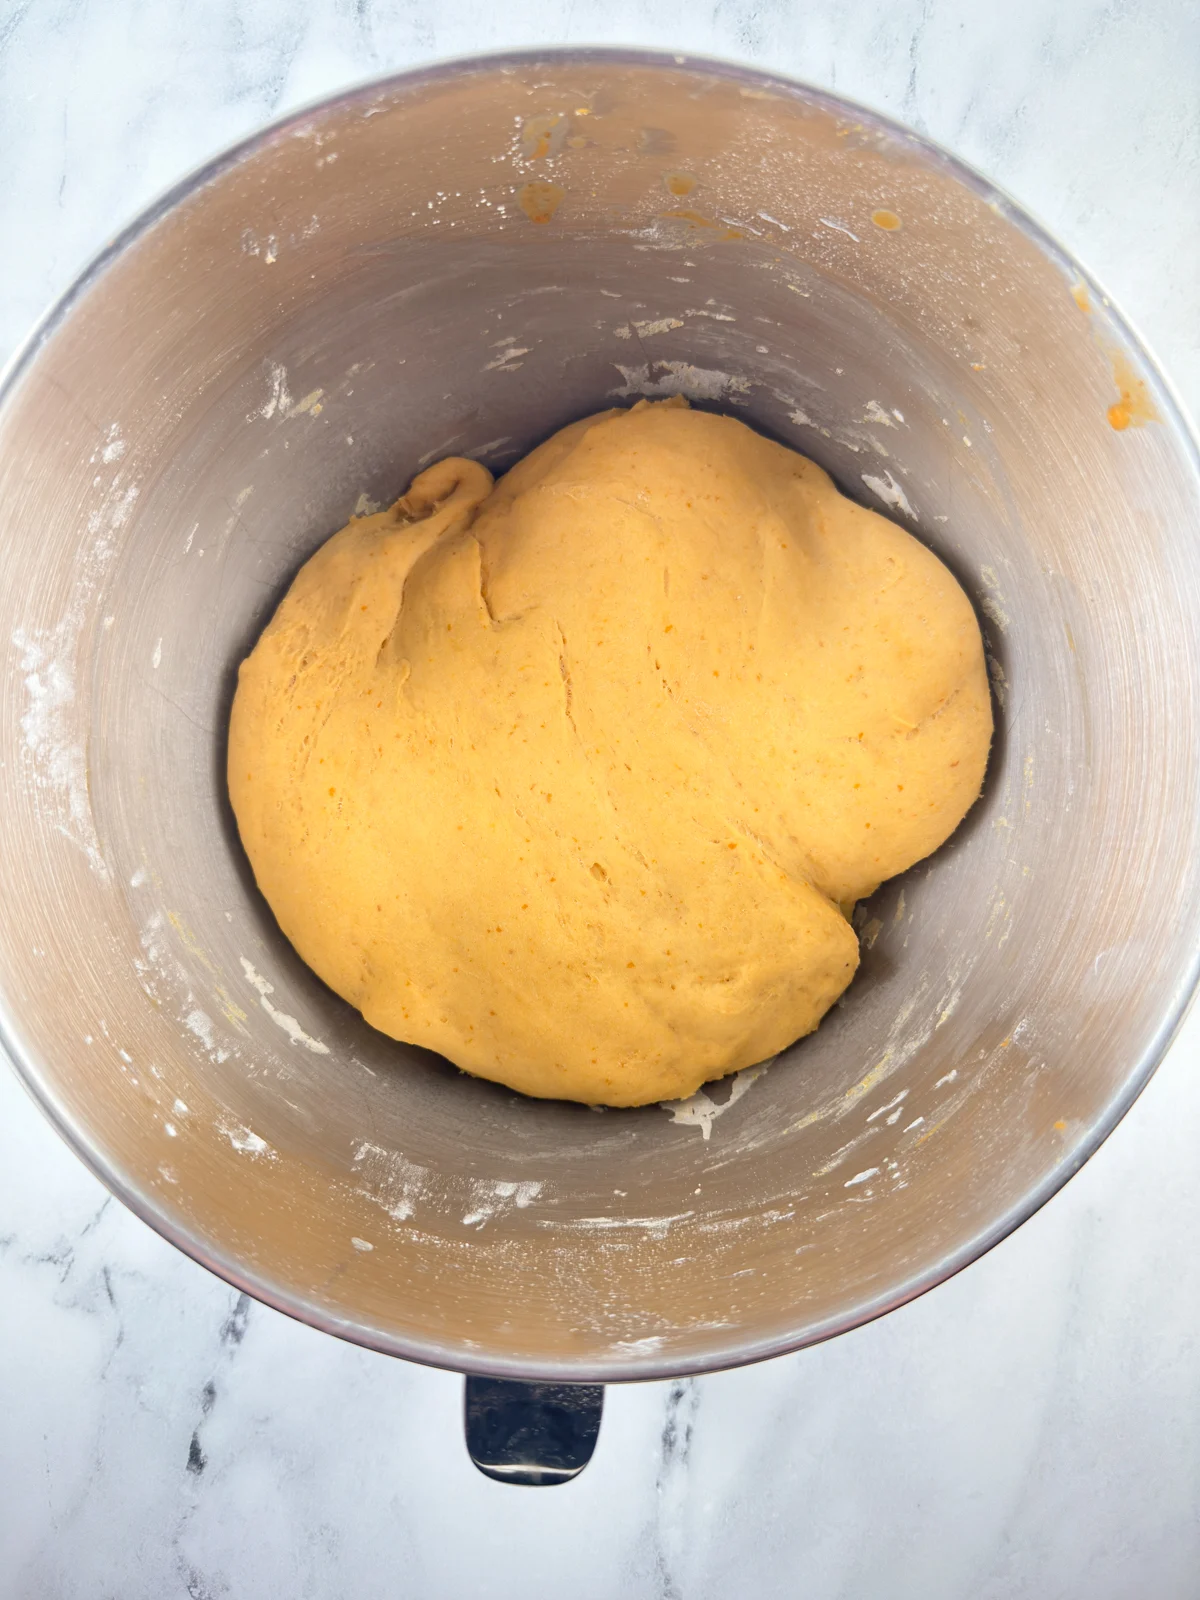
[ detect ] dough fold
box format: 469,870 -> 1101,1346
229,398 -> 991,1105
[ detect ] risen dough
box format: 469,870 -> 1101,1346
229,399 -> 991,1106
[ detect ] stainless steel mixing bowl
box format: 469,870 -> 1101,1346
3,51 -> 1200,1397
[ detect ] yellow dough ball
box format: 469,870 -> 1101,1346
228,398 -> 991,1106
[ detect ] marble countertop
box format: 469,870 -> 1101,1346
2,3 -> 1199,1596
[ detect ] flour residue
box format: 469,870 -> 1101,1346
986,652 -> 1009,707
861,470 -> 916,519
866,1090 -> 909,1124
818,217 -> 860,242
483,343 -> 530,372
782,946 -> 972,1161
552,1212 -> 695,1241
220,1122 -> 274,1158
611,361 -> 751,403
661,1058 -> 772,1140
461,1178 -> 544,1229
11,438 -> 140,881
936,989 -> 962,1028
136,913 -> 246,1076
417,433 -> 464,467
979,566 -> 1012,634
185,1007 -> 229,1064
980,596 -> 1010,633
813,1126 -> 881,1177
612,1335 -> 666,1354
486,336 -> 534,372
242,228 -> 279,264
631,317 -> 684,338
100,423 -> 127,462
351,1139 -> 546,1231
844,1167 -> 880,1187
353,1140 -> 429,1222
239,957 -> 330,1054
256,363 -> 323,421
258,362 -> 292,419
13,627 -> 109,878
468,436 -> 513,460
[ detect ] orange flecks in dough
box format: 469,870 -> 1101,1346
1106,350 -> 1159,431
1071,281 -> 1092,313
663,171 -> 697,197
1053,1119 -> 1067,1132
660,208 -> 743,241
517,182 -> 565,225
871,209 -> 902,231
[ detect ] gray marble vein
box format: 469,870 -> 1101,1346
2,2 -> 1199,1596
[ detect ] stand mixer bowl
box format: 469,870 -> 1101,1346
2,49 -> 1199,1386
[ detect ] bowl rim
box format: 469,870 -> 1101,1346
3,44 -> 1200,1384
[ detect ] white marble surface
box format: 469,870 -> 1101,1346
2,3 -> 1199,1595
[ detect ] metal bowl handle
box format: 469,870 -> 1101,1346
464,1376 -> 604,1485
